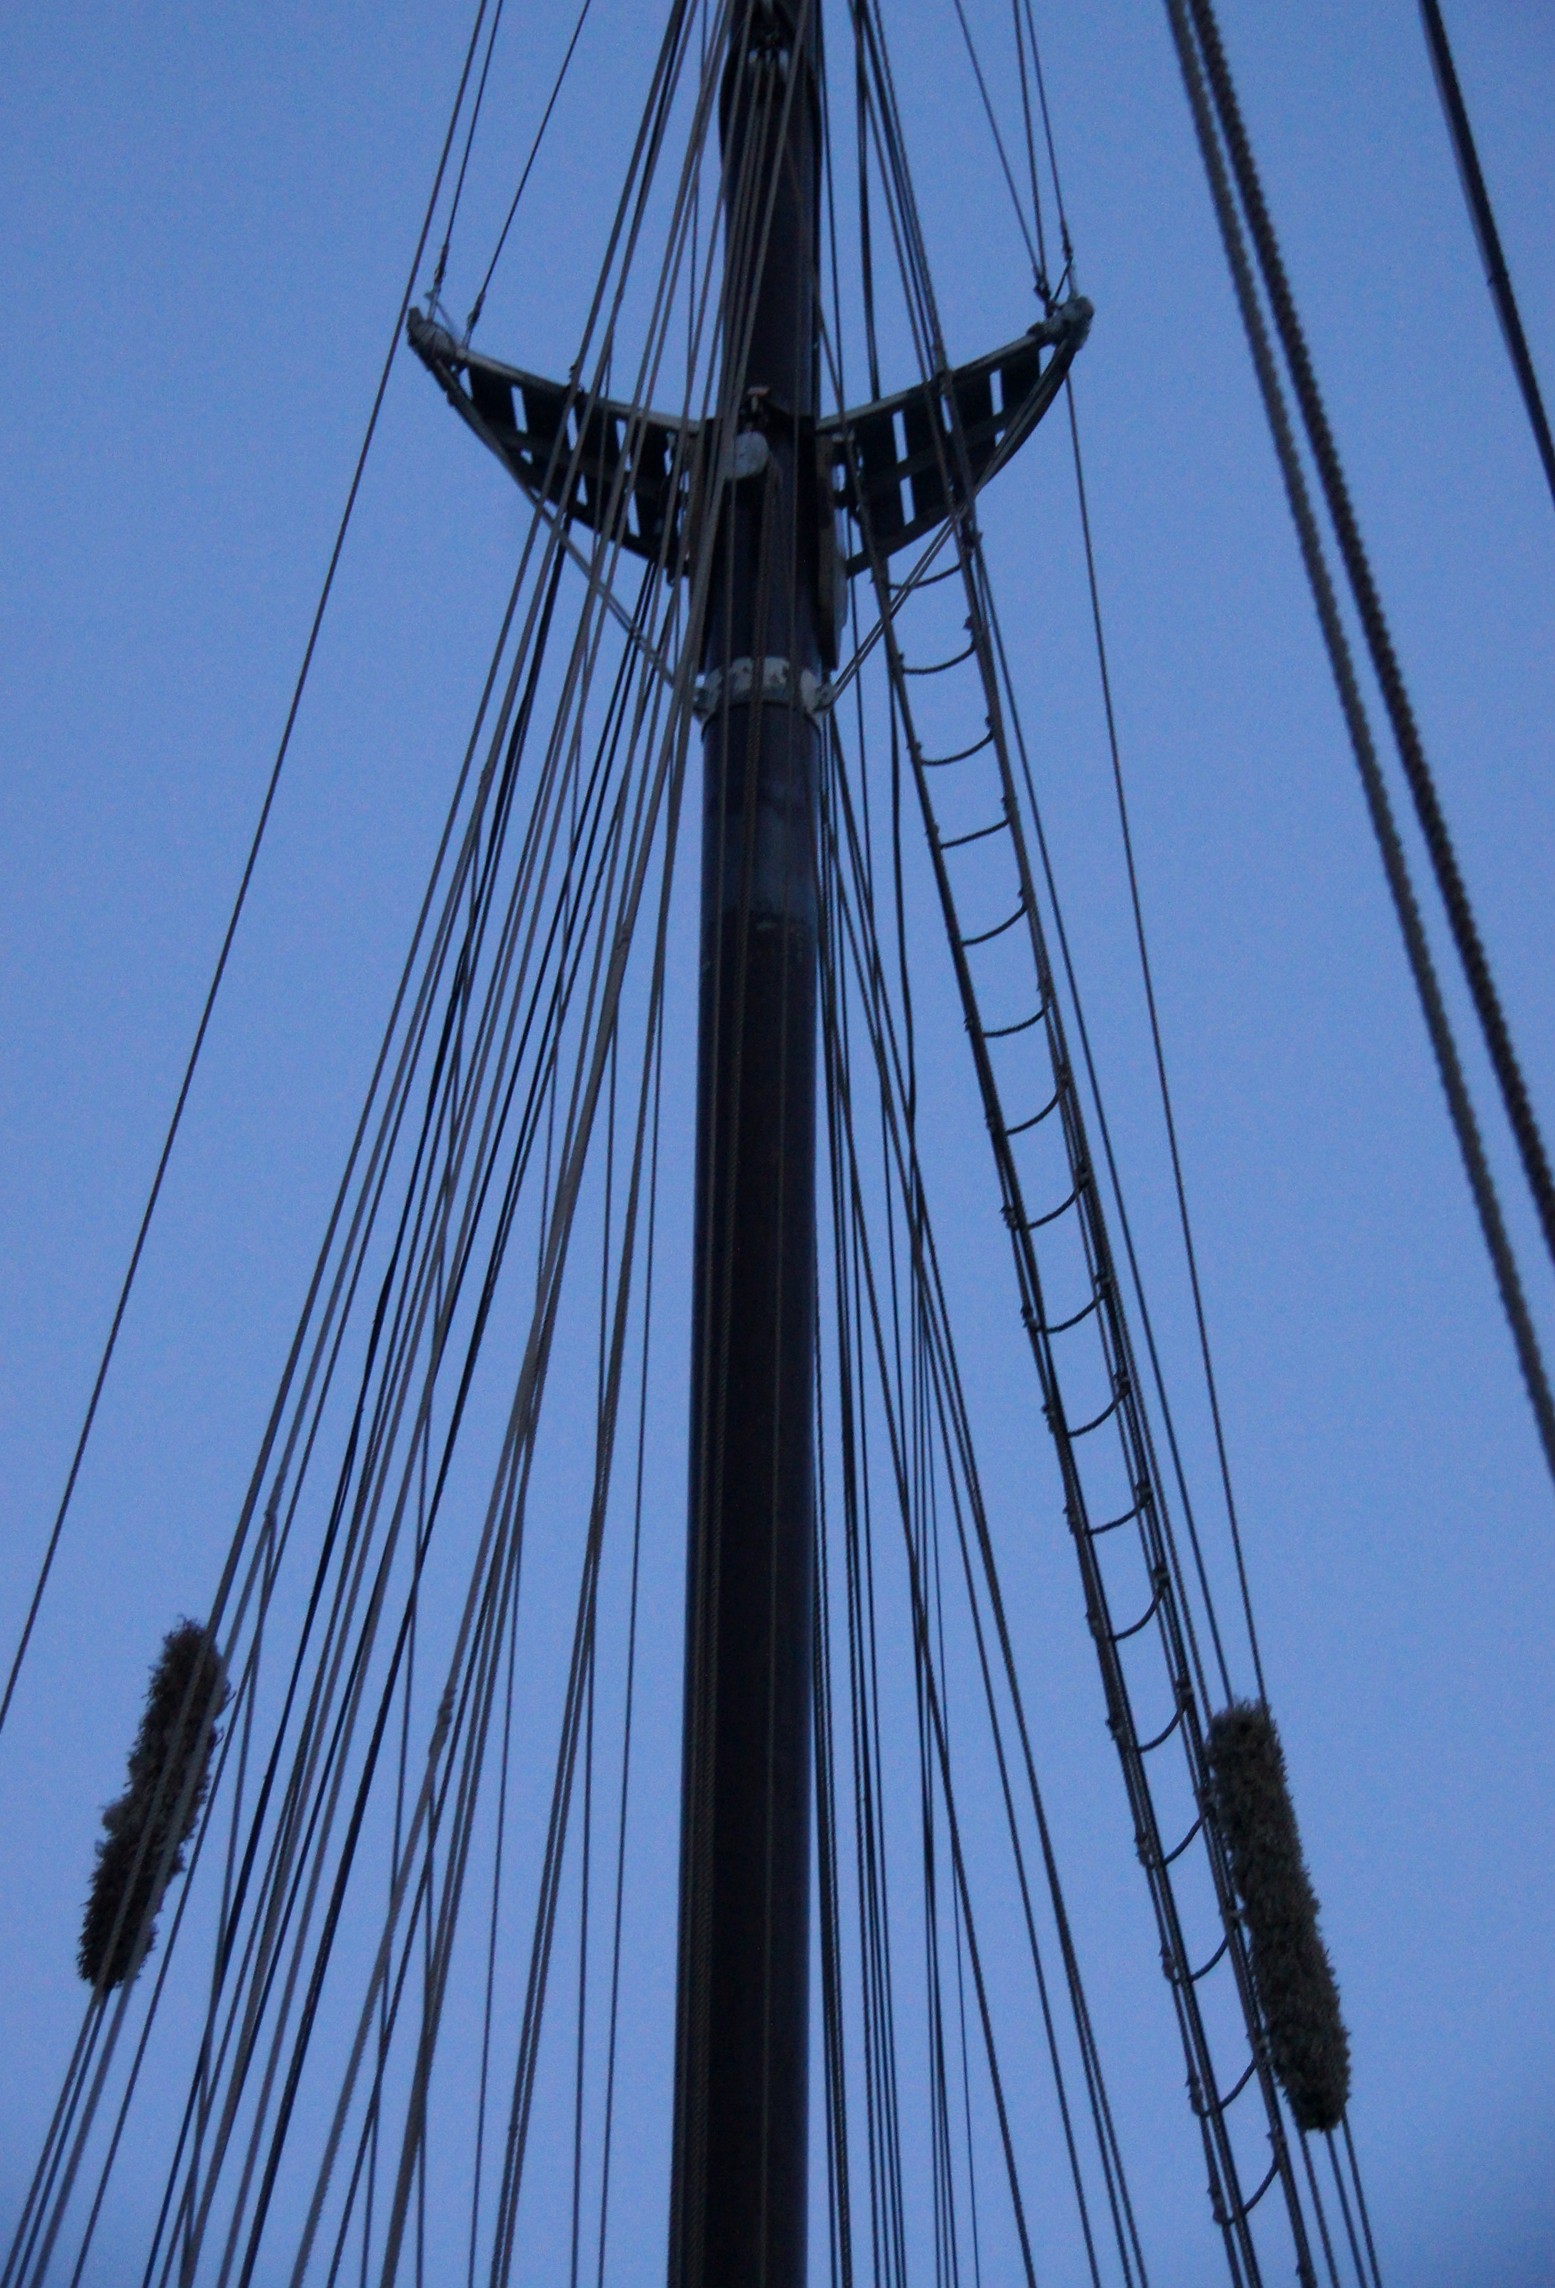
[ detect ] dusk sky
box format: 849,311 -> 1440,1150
3,3 -> 1553,2283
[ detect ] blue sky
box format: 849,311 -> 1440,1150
2,2 -> 1553,2282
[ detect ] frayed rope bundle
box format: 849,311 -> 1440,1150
79,1619 -> 228,1991
1205,1701 -> 1350,2134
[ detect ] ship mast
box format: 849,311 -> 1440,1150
670,5 -> 822,2285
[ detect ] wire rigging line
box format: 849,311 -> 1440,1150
1418,0 -> 1555,518
590,1007 -> 663,2288
24,22 -> 727,2251
943,0 -> 1045,298
1061,385 -> 1267,1700
842,11 -> 1359,2269
983,0 -> 1262,1693
1015,0 -> 1073,280
429,0 -> 511,308
9,464 -> 677,2288
1007,0 -> 1050,292
1162,0 -> 1555,1495
0,0 -> 501,1750
16,7 -> 1401,2283
819,723 -> 1154,2285
971,0 -> 1264,1696
226,654 -> 681,2288
465,0 -> 598,338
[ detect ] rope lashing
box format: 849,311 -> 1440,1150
79,1620 -> 228,1991
1205,1701 -> 1350,2134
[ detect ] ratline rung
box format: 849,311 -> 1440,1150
1066,1386 -> 1124,1438
1025,1176 -> 1082,1230
1039,1291 -> 1101,1336
1109,1578 -> 1165,1644
980,1007 -> 1043,1040
939,814 -> 1008,851
960,902 -> 1025,949
1087,1500 -> 1142,1537
1188,1931 -> 1230,1980
890,559 -> 963,597
1199,2055 -> 1261,2123
1217,2152 -> 1282,2233
902,636 -> 978,676
1136,1698 -> 1187,1754
1003,1090 -> 1059,1136
921,728 -> 995,769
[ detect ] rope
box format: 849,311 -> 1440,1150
945,0 -> 1046,297
0,0 -> 500,1746
1061,386 -> 1266,1696
12,8 -> 1421,2285
465,0 -> 598,338
1418,0 -> 1555,516
1162,0 -> 1555,1494
821,717 -> 1154,2285
428,0 -> 510,308
844,3 -> 1346,2268
1180,0 -> 1555,1289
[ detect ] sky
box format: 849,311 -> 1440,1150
2,2 -> 1553,2284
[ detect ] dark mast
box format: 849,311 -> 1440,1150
671,5 -> 823,2287
405,8 -> 1089,2266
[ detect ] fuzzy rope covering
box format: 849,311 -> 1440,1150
1205,1701 -> 1350,2133
79,1620 -> 228,1990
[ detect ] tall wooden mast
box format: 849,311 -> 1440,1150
406,12 -> 1089,2267
670,5 -> 823,2285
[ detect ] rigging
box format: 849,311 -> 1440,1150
28,5 -> 1555,2286
1418,0 -> 1555,518
1163,0 -> 1555,1491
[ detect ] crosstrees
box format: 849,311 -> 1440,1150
406,300 -> 1090,578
